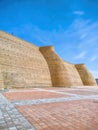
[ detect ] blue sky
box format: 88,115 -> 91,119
0,0 -> 98,78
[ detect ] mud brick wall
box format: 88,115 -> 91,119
40,46 -> 83,87
0,31 -> 97,88
63,62 -> 83,86
0,31 -> 52,88
75,64 -> 97,86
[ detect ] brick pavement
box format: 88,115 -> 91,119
0,87 -> 98,130
17,100 -> 98,130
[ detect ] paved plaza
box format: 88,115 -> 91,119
0,86 -> 98,130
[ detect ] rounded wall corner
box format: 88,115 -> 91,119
40,46 -> 54,51
75,64 -> 85,67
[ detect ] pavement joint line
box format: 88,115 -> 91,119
5,87 -> 98,93
11,95 -> 98,106
33,88 -> 98,96
36,87 -> 98,92
31,88 -> 83,96
43,90 -> 83,96
6,88 -> 83,96
10,90 -> 42,92
0,93 -> 36,130
62,88 -> 98,92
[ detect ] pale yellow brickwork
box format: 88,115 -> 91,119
75,64 -> 97,86
40,46 -> 83,87
63,62 -> 83,86
0,31 -> 97,88
0,31 -> 52,88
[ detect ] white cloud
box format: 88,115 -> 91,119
74,51 -> 87,60
73,11 -> 84,15
80,33 -> 87,39
90,56 -> 97,62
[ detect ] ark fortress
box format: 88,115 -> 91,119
0,31 -> 97,89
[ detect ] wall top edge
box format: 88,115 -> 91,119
0,30 -> 39,49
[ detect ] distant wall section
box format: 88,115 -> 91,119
63,62 -> 83,86
75,64 -> 97,86
40,46 -> 83,87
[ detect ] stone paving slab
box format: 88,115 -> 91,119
9,94 -> 98,106
0,93 -> 36,130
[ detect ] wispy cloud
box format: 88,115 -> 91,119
90,56 -> 97,62
74,51 -> 87,60
73,11 -> 84,15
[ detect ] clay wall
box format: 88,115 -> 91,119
75,64 -> 97,86
0,31 -> 52,88
63,62 -> 83,86
40,46 -> 83,87
0,31 -> 97,88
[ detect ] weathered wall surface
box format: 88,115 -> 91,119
40,46 -> 83,87
0,31 -> 97,88
75,64 -> 97,86
63,62 -> 83,86
0,31 -> 52,88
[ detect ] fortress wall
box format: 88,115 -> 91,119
0,31 -> 96,88
63,62 -> 83,86
40,46 -> 83,87
75,64 -> 97,86
0,31 -> 52,88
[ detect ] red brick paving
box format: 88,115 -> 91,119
3,91 -> 69,101
17,100 -> 98,130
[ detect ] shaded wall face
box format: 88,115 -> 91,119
63,62 -> 83,86
40,47 -> 83,87
0,32 -> 52,88
75,64 -> 97,86
40,46 -> 70,87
